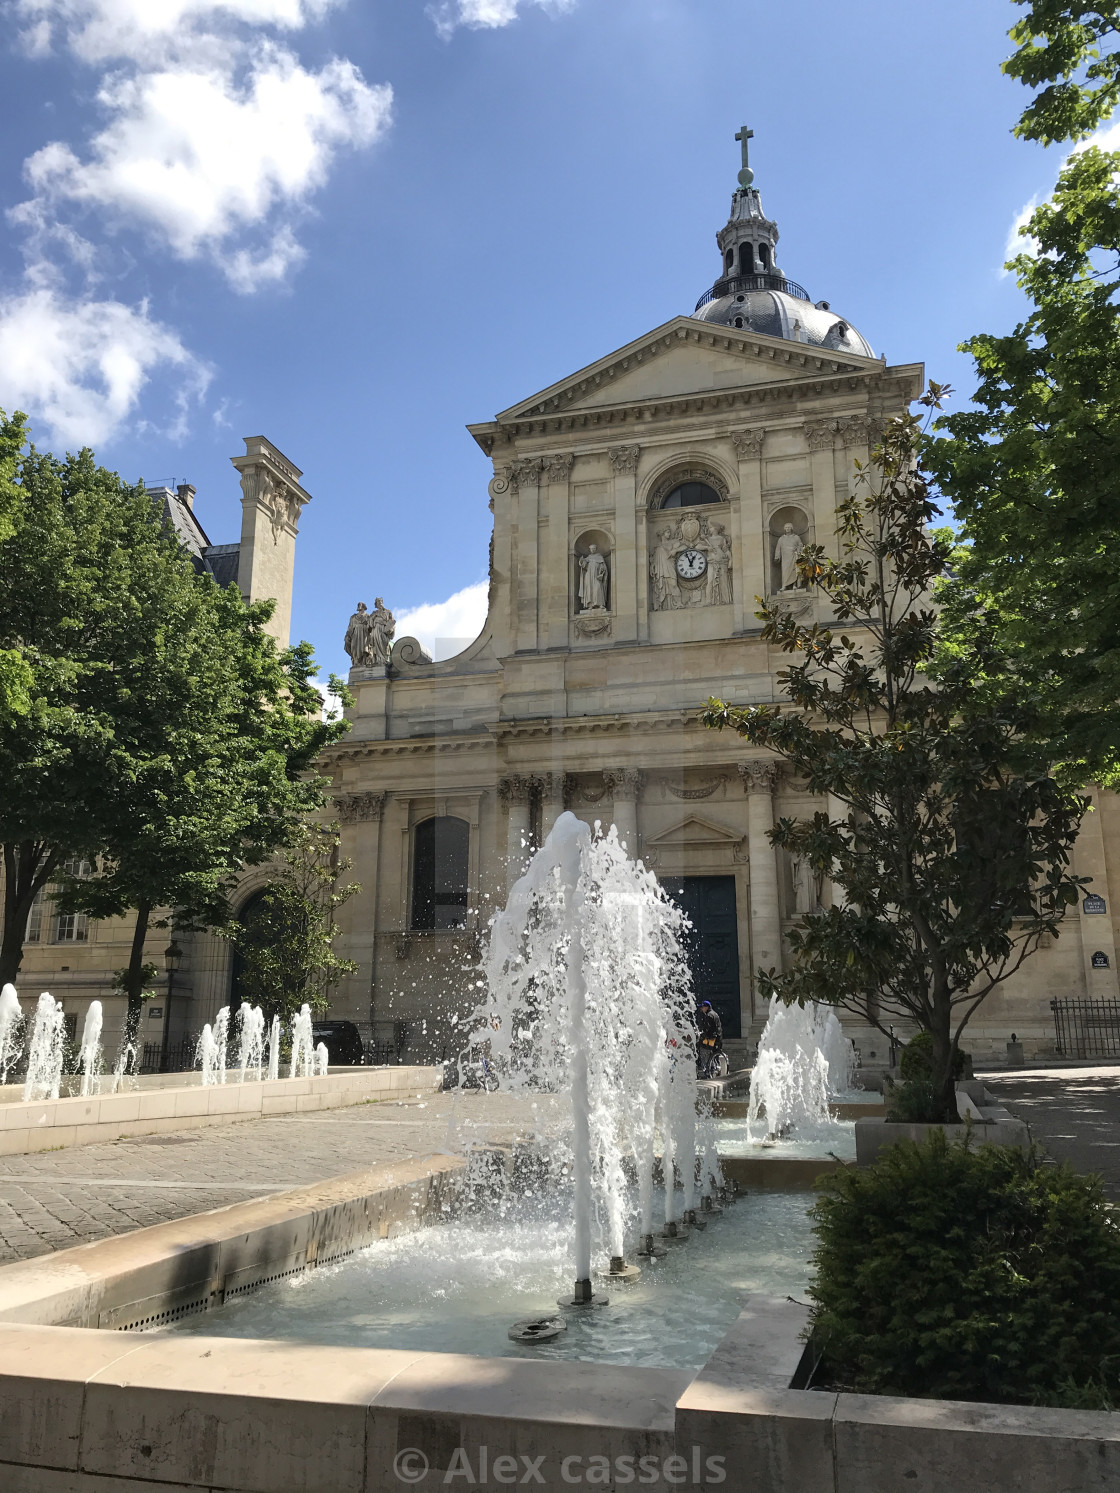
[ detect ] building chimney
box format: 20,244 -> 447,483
177,482 -> 196,511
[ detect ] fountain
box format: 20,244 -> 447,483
23,992 -> 66,1102
480,812 -> 696,1305
212,1006 -> 230,1084
196,1024 -> 219,1085
748,996 -> 855,1140
0,984 -> 23,1084
267,1015 -> 281,1081
236,1003 -> 266,1081
77,1001 -> 103,1097
315,1041 -> 329,1077
290,1004 -> 314,1079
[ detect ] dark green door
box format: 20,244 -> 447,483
660,875 -> 742,1038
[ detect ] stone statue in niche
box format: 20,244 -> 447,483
648,510 -> 733,611
578,544 -> 610,612
791,853 -> 820,915
774,522 -> 806,592
344,602 -> 376,666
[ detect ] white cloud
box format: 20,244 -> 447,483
393,580 -> 489,660
20,49 -> 392,290
14,0 -> 340,64
429,0 -> 575,41
1002,120 -> 1120,274
0,285 -> 210,446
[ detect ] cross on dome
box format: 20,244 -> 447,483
734,125 -> 754,187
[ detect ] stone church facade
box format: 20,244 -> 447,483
325,142 -> 1120,1066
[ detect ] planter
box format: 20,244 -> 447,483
855,1115 -> 1030,1166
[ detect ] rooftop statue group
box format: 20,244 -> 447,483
344,598 -> 396,669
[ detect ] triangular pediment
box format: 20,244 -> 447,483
646,814 -> 743,848
497,317 -> 881,420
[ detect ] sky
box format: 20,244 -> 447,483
0,0 -> 1075,680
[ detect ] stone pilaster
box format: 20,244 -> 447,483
1074,786 -> 1120,998
739,760 -> 784,991
731,429 -> 764,630
499,774 -> 536,888
334,791 -> 387,1033
609,445 -> 641,643
540,772 -> 572,840
804,419 -> 839,563
512,459 -> 542,653
545,453 -> 574,650
606,767 -> 645,855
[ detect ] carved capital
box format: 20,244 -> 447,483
545,452 -> 575,483
542,771 -> 574,804
488,468 -> 512,501
606,768 -> 645,800
839,415 -> 877,448
335,791 -> 388,824
498,774 -> 536,805
608,444 -> 641,476
803,420 -> 836,453
738,760 -> 781,795
731,428 -> 765,460
511,458 -> 543,490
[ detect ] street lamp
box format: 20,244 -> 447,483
160,941 -> 183,1073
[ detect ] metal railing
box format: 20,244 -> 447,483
1050,998 -> 1120,1058
140,1037 -> 198,1075
694,272 -> 810,312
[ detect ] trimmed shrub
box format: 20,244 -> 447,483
809,1130 -> 1120,1406
898,1030 -> 969,1082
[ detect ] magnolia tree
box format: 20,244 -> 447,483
704,394 -> 1086,1123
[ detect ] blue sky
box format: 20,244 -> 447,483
0,0 -> 1066,680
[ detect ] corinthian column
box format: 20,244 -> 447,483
499,775 -> 535,888
606,768 -> 644,855
739,760 -> 783,990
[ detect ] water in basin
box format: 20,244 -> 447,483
167,1187 -> 816,1371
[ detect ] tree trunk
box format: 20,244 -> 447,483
929,989 -> 959,1123
0,842 -> 58,987
122,901 -> 152,1058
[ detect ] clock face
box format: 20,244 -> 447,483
676,547 -> 708,580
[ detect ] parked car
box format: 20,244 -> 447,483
311,1021 -> 365,1067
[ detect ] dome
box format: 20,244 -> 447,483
694,285 -> 874,358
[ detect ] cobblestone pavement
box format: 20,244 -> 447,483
983,1065 -> 1120,1200
0,1089 -> 561,1265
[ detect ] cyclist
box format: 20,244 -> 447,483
696,1000 -> 723,1079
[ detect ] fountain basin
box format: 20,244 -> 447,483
0,1150 -> 1113,1492
0,1066 -> 439,1156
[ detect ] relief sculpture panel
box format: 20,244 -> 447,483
648,509 -> 733,611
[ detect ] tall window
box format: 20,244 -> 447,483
25,886 -> 46,943
53,858 -> 92,943
411,817 -> 469,930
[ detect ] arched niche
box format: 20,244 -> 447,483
768,504 -> 812,594
572,528 -> 612,614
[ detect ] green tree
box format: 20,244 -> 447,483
704,401 -> 1085,1123
230,821 -> 358,1023
0,422 -> 349,1057
0,412 -> 33,725
927,2 -> 1120,784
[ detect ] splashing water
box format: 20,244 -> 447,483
23,992 -> 66,1102
236,1003 -> 266,1081
315,1041 -> 329,1077
748,997 -> 855,1140
196,1024 -> 219,1085
479,812 -> 696,1287
290,1004 -> 314,1079
212,1007 -> 230,1084
78,1001 -> 104,1098
0,984 -> 23,1084
267,1015 -> 281,1081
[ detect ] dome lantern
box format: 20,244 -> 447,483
693,127 -> 874,358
